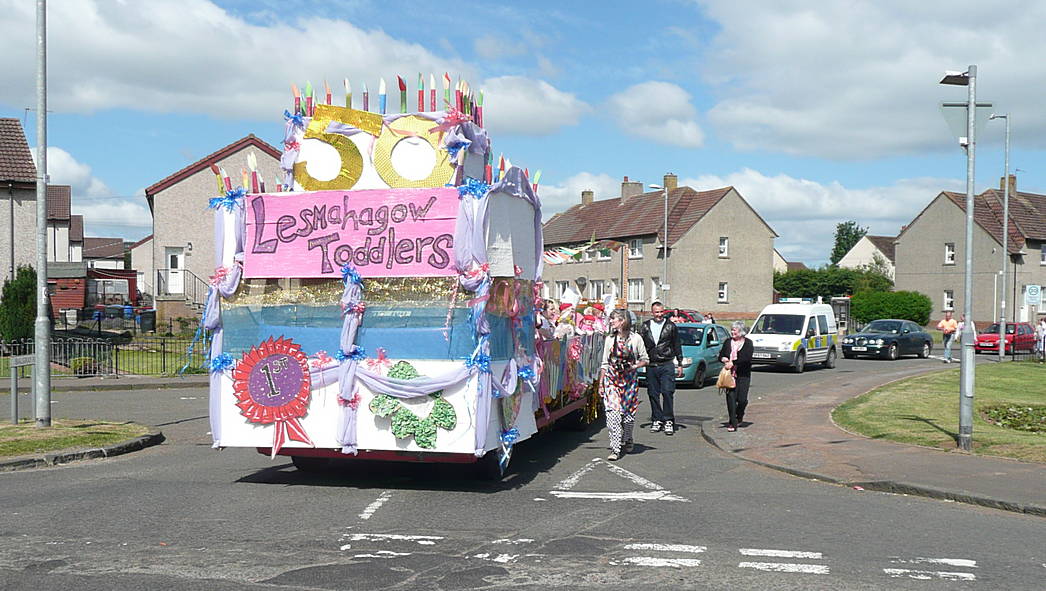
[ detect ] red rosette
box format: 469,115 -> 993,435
231,336 -> 314,457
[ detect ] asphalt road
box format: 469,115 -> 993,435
0,355 -> 1043,590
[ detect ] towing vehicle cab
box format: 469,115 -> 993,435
748,301 -> 838,373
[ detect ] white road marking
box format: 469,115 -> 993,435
739,562 -> 830,574
492,538 -> 535,545
624,543 -> 706,553
740,548 -> 823,559
884,568 -> 976,581
622,557 -> 702,568
553,458 -> 601,490
549,490 -> 689,502
890,557 -> 977,568
339,532 -> 444,551
602,462 -> 664,490
358,491 -> 392,521
353,550 -> 410,559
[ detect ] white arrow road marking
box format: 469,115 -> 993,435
738,548 -> 828,574
339,532 -> 444,551
358,491 -> 392,521
549,458 -> 689,502
890,557 -> 977,568
352,550 -> 411,559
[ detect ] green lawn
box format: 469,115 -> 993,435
0,419 -> 152,458
833,362 -> 1046,463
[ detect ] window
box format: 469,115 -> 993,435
944,243 -> 956,264
597,248 -> 612,260
717,282 -> 728,303
610,279 -> 620,298
651,276 -> 660,301
541,282 -> 550,299
1040,243 -> 1045,265
943,290 -> 954,311
582,248 -> 591,262
556,281 -> 569,298
628,239 -> 643,259
591,280 -> 606,300
817,315 -> 829,335
628,278 -> 644,303
806,317 -> 818,338
719,237 -> 729,257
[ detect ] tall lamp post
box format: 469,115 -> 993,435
649,183 -> 669,307
989,113 -> 1010,363
939,66 -> 978,451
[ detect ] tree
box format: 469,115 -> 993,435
829,220 -> 868,265
0,265 -> 36,341
774,265 -> 893,302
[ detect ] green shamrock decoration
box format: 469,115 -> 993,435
368,360 -> 457,449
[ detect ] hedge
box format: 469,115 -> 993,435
850,290 -> 932,325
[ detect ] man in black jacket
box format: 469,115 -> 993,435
639,302 -> 683,435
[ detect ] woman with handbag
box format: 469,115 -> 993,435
599,309 -> 649,461
718,321 -> 754,432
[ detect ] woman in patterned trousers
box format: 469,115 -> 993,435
600,309 -> 649,461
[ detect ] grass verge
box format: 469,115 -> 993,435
0,420 -> 152,459
833,361 -> 1046,463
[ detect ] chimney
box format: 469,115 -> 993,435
620,175 -> 643,199
663,172 -> 678,191
581,189 -> 594,206
1000,174 -> 1016,195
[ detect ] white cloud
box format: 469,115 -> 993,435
473,35 -> 526,60
0,0 -> 586,137
538,172 -> 621,219
698,0 -> 1046,158
31,146 -> 148,240
682,168 -> 962,266
480,76 -> 589,135
606,82 -> 704,148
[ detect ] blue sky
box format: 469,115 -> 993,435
2,0 -> 1044,266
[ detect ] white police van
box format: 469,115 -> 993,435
748,300 -> 838,373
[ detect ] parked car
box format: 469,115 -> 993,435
638,322 -> 728,388
841,319 -> 932,360
669,309 -> 702,323
974,322 -> 1036,354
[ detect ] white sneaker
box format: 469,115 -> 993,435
664,421 -> 675,436
650,421 -> 663,433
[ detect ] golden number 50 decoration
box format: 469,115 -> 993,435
293,107 -> 455,191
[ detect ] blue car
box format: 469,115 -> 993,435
639,322 -> 729,389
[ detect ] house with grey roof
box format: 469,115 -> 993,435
542,173 -> 778,314
894,176 -> 1046,323
45,185 -> 86,263
0,118 -> 38,284
83,237 -> 124,269
837,234 -> 896,279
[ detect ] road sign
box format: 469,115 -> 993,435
1025,284 -> 1041,306
9,355 -> 33,368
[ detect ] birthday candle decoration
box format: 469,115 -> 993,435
397,75 -> 407,114
429,74 -> 437,111
417,73 -> 424,111
304,81 -> 314,117
362,81 -> 369,111
532,170 -> 542,192
485,151 -> 493,183
379,78 -> 387,114
247,152 -> 259,193
344,78 -> 352,108
324,80 -> 332,105
258,171 -> 266,194
477,90 -> 484,127
443,72 -> 451,109
291,84 -> 301,115
455,78 -> 463,112
209,163 -> 224,194
218,166 -> 232,191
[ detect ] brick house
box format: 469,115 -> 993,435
83,237 -> 124,269
894,176 -> 1046,323
0,118 -> 38,284
542,173 -> 778,315
143,135 -> 281,323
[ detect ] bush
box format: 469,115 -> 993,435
851,290 -> 932,325
69,356 -> 98,376
0,265 -> 36,341
774,266 -> 893,302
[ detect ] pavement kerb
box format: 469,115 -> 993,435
15,376 -> 209,393
0,430 -> 166,473
698,412 -> 1046,519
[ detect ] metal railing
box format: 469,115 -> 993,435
1,337 -> 208,378
156,267 -> 210,309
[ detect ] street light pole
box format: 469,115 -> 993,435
990,113 -> 1010,363
649,183 -> 670,307
940,65 -> 977,451
34,0 -> 51,428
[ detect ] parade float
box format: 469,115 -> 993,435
203,76 -> 604,475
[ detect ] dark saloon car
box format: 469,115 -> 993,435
841,319 -> 933,360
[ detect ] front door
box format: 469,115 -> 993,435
165,247 -> 184,294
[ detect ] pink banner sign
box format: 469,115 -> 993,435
244,188 -> 458,278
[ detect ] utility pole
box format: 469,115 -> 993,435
989,113 -> 1010,363
34,0 -> 51,428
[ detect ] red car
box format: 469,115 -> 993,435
974,322 -> 1037,353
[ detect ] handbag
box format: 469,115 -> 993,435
716,366 -> 735,390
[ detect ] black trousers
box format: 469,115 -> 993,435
726,375 -> 750,427
647,361 -> 676,423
